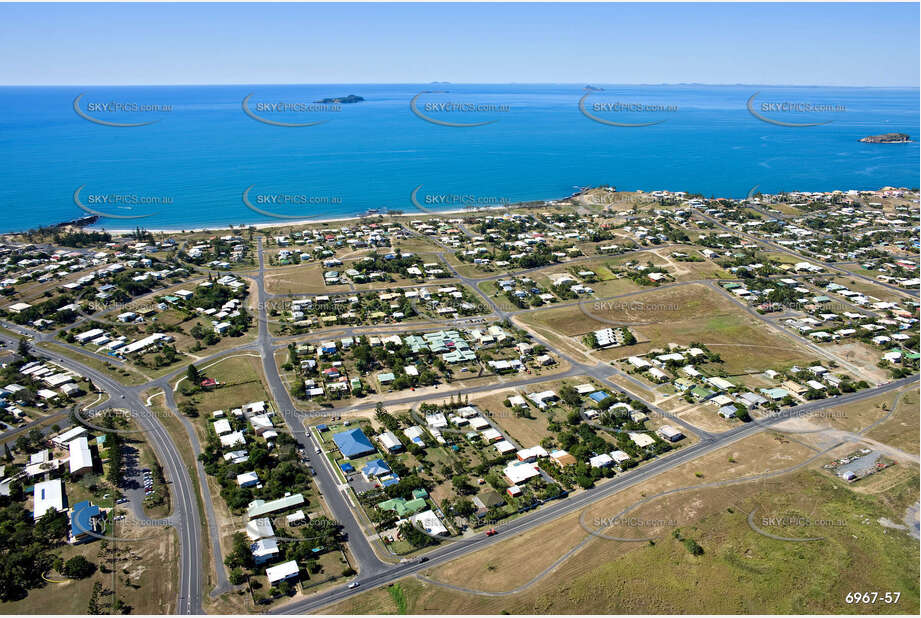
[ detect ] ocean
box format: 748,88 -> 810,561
0,83 -> 917,232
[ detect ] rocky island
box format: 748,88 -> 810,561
859,132 -> 912,143
313,94 -> 364,104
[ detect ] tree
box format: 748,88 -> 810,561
228,567 -> 245,585
683,538 -> 704,556
62,555 -> 97,578
559,384 -> 581,407
186,364 -> 201,385
399,521 -> 433,548
451,474 -> 474,495
17,336 -> 31,359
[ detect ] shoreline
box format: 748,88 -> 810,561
99,205 -> 521,234
84,202 -> 549,235
4,183 -> 911,237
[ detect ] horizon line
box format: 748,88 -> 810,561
0,81 -> 918,89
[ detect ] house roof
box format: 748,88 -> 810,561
362,458 -> 392,477
332,428 -> 376,458
33,478 -> 64,520
70,500 -> 100,537
247,493 -> 305,519
377,497 -> 426,517
68,436 -> 93,474
245,517 -> 275,540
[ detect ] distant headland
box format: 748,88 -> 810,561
859,133 -> 912,143
313,94 -> 364,104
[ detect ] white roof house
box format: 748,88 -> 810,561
590,453 -> 613,467
627,356 -> 651,369
527,390 -> 558,409
33,478 -> 64,520
481,427 -> 503,442
657,425 -> 684,442
120,332 -> 170,355
237,471 -> 260,487
628,432 -> 656,448
410,510 -> 449,536
44,373 -> 74,388
707,376 -> 735,391
242,401 -> 267,415
245,517 -> 275,541
266,560 -> 300,584
425,413 -> 448,429
52,426 -> 87,447
251,537 -> 280,564
68,436 -> 93,475
250,414 -> 274,435
378,431 -> 403,452
213,419 -> 232,435
220,431 -> 246,448
404,426 -> 426,441
516,446 -> 548,461
286,510 -> 307,526
503,461 -> 541,484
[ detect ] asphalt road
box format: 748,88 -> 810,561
253,238 -> 391,577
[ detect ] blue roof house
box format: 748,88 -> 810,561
70,500 -> 102,543
361,458 -> 392,480
332,428 -> 376,459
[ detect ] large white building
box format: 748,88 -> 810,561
33,478 -> 64,520
68,436 -> 93,476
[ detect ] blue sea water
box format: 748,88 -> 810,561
0,84 -> 917,232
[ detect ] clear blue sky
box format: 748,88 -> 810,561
1,2 -> 917,86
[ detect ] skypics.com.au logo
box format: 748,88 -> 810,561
73,184 -> 171,220
73,93 -> 173,127
242,93 -> 341,127
74,406 -> 176,437
410,184 -> 513,215
747,92 -> 844,127
410,91 -> 509,127
242,185 -> 337,220
579,89 -> 677,127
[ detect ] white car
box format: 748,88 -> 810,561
348,582 -> 360,589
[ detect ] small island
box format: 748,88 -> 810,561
313,94 -> 364,104
859,132 -> 911,143
585,85 -> 605,91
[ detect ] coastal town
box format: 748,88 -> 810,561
1,185 -> 917,614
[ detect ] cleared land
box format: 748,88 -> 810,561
521,283 -> 817,374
